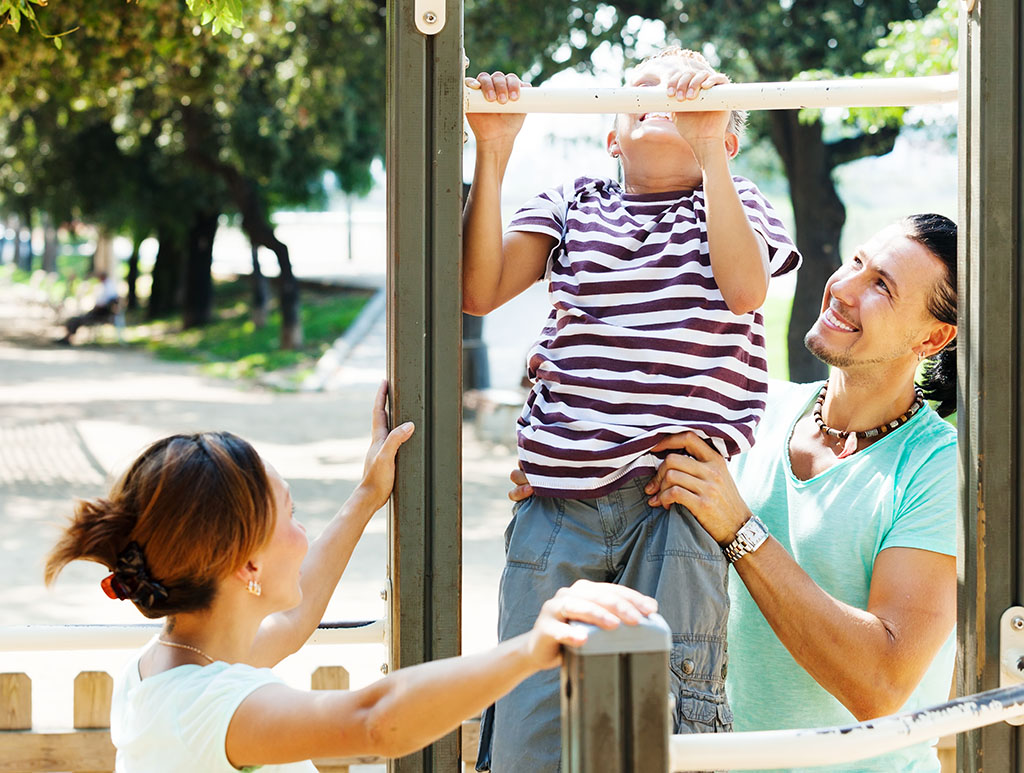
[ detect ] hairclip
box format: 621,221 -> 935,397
100,541 -> 169,609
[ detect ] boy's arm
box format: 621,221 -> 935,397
670,70 -> 770,315
463,72 -> 555,316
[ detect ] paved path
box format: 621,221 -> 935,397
0,279 -> 519,739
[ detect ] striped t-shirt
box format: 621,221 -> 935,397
509,175 -> 801,498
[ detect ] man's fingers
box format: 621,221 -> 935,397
651,431 -> 718,462
652,484 -> 698,511
510,468 -> 529,486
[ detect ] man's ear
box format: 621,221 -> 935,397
920,322 -> 957,359
607,128 -> 621,158
724,132 -> 739,160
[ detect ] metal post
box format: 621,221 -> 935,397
385,0 -> 464,771
958,0 -> 1024,769
560,614 -> 672,773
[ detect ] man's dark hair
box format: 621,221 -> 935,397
904,213 -> 957,418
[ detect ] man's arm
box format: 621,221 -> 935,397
463,72 -> 554,316
643,432 -> 955,720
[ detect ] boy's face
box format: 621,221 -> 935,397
609,56 -> 736,185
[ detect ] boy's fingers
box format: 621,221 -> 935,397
464,77 -> 481,89
490,72 -> 510,103
476,72 -> 495,99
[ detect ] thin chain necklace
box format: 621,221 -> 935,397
813,381 -> 925,460
157,637 -> 215,664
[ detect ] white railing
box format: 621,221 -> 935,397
465,73 -> 957,114
668,684 -> 1024,771
0,619 -> 385,651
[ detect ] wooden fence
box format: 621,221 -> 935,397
0,669 -> 479,773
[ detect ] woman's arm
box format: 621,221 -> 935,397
226,581 -> 657,765
642,432 -> 955,720
249,380 -> 413,666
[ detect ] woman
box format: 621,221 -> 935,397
46,381 -> 656,772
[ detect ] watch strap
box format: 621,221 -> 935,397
723,515 -> 769,564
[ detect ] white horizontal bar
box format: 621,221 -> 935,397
669,683 -> 1024,771
465,74 -> 957,114
0,620 -> 385,652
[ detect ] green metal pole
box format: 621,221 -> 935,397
385,0 -> 464,771
958,0 -> 1024,769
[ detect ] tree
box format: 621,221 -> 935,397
1,0 -> 387,347
465,0 -> 944,380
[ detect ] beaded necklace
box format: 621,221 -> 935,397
813,381 -> 925,459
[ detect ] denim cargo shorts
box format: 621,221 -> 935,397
478,476 -> 731,772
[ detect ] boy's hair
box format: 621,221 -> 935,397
635,46 -> 747,137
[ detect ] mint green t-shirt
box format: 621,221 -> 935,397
727,380 -> 957,773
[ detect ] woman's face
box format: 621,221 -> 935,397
804,225 -> 949,370
255,462 -> 308,611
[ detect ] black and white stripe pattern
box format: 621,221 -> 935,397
509,176 -> 800,498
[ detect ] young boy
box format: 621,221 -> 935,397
464,48 -> 801,772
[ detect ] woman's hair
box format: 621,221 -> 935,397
903,213 -> 958,418
45,432 -> 274,619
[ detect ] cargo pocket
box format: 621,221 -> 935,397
504,495 -> 563,571
669,641 -> 732,734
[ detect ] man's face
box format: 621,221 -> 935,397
804,225 -> 948,370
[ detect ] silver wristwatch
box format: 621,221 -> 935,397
722,515 -> 770,563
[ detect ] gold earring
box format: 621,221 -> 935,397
247,579 -> 262,597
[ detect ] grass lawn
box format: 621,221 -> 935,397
121,277 -> 373,385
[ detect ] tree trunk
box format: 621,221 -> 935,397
126,235 -> 142,311
346,194 -> 354,262
239,201 -> 302,349
182,210 -> 219,329
767,111 -> 844,383
41,213 -> 58,273
92,228 -> 115,278
250,242 -> 268,329
149,225 -> 185,320
16,212 -> 33,271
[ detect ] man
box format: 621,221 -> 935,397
511,214 -> 959,772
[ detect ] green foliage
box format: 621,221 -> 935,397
0,0 -> 386,237
865,0 -> 957,76
2,0 -> 244,41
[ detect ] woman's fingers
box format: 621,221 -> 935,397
369,379 -> 390,440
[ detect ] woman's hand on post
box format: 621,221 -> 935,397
645,431 -> 752,545
355,380 -> 414,513
524,580 -> 658,670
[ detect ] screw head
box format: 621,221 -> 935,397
423,11 -> 438,23
380,663 -> 390,674
1017,656 -> 1024,672
1013,616 -> 1024,631
380,587 -> 388,601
